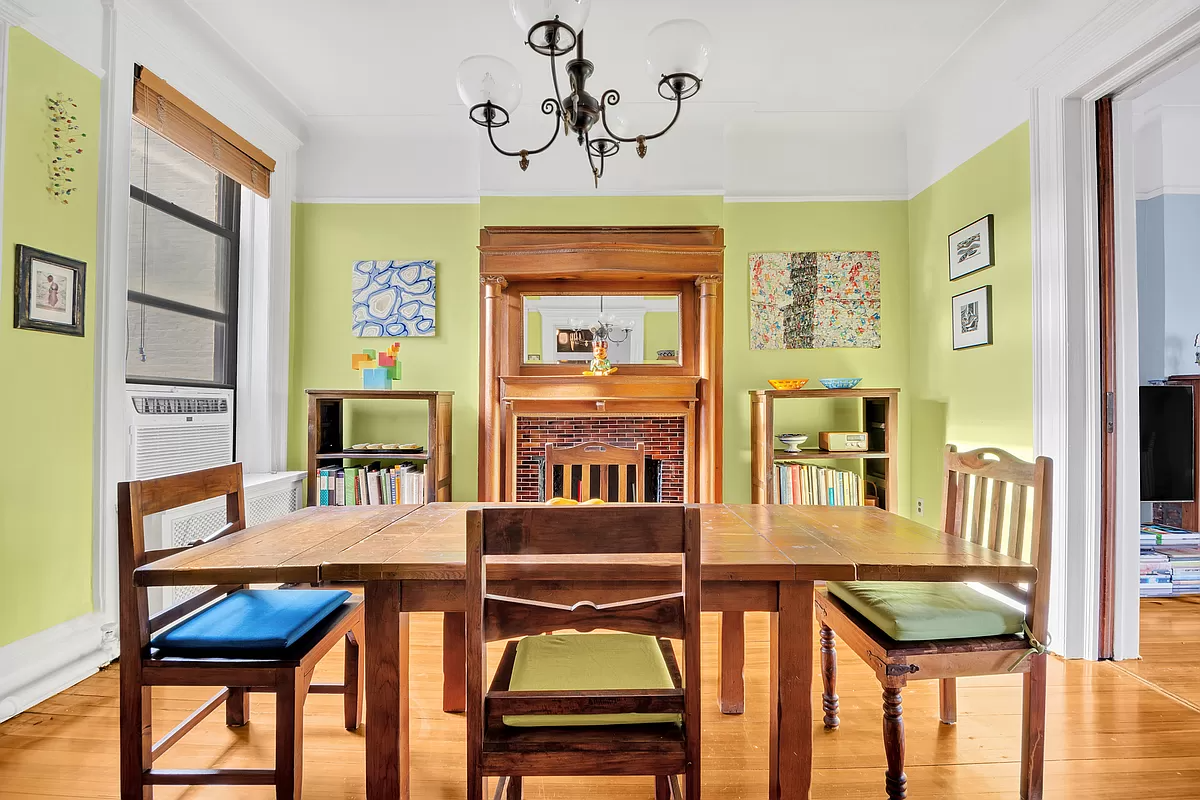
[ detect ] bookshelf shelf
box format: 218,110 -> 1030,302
305,389 -> 453,506
750,387 -> 900,510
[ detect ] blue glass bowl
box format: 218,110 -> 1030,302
819,378 -> 863,390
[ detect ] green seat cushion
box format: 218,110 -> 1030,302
827,581 -> 1025,642
503,633 -> 681,727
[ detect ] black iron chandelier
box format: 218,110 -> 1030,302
456,0 -> 712,187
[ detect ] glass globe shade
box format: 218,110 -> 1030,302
455,55 -> 522,111
510,0 -> 592,34
604,108 -> 633,138
645,19 -> 712,80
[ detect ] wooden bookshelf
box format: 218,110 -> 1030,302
749,387 -> 899,509
305,389 -> 453,506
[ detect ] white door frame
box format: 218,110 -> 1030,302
1029,1 -> 1200,660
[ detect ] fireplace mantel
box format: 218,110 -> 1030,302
478,226 -> 724,503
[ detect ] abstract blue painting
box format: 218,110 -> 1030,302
351,260 -> 436,338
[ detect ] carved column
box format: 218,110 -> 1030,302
479,276 -> 507,501
696,275 -> 722,503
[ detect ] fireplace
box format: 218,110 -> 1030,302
516,416 -> 686,503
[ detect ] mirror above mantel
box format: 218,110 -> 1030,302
523,294 -> 682,366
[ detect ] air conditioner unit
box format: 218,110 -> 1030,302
126,386 -> 234,479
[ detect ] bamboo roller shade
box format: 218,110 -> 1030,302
133,67 -> 276,198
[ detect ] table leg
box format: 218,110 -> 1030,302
718,611 -> 746,714
769,581 -> 814,800
365,581 -> 410,800
443,611 -> 467,713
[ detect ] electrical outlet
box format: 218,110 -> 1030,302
916,498 -> 925,516
101,624 -> 118,645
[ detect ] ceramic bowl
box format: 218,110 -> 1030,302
819,378 -> 863,390
768,379 -> 809,390
776,433 -> 809,452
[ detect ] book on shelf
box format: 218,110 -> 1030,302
315,462 -> 427,507
774,462 -> 865,506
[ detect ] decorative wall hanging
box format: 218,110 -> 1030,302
951,285 -> 993,350
14,245 -> 86,336
750,251 -> 881,350
351,343 -> 402,389
948,214 -> 994,280
46,94 -> 86,204
352,260 -> 436,337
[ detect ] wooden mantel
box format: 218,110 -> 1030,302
478,226 -> 724,503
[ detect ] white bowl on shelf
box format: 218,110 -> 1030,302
776,433 -> 809,452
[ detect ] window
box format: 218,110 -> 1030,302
126,121 -> 240,387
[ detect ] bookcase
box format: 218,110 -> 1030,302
749,387 -> 899,510
305,389 -> 453,506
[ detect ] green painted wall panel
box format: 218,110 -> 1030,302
906,124 -> 1034,519
479,195 -> 724,227
0,29 -> 101,646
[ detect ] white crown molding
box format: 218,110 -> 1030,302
0,0 -> 29,26
295,196 -> 482,205
1136,184 -> 1200,200
0,612 -> 116,722
7,2 -> 105,77
724,194 -> 908,204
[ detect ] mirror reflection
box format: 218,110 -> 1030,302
523,295 -> 681,366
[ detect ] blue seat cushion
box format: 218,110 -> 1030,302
150,589 -> 352,656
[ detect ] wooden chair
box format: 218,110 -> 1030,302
814,445 -> 1053,800
545,441 -> 646,502
118,463 -> 365,800
466,504 -> 701,799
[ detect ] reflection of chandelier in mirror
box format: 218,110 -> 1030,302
569,297 -> 634,344
455,0 -> 712,187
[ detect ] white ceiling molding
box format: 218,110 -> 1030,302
6,0 -> 105,77
0,0 -> 29,26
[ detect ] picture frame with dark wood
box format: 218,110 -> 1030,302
947,214 -> 994,280
951,284 -> 993,350
14,245 -> 86,336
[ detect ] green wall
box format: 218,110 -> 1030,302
906,123 -> 1033,519
722,202 -> 912,504
288,203 -> 482,500
643,311 -> 680,361
0,29 -> 101,646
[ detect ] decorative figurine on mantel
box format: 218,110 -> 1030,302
352,342 -> 402,389
584,338 -> 617,376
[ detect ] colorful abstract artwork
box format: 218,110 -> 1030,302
749,251 -> 881,350
352,260 -> 436,337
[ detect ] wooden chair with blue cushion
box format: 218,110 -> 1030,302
117,463 -> 365,800
814,445 -> 1053,800
466,504 -> 701,800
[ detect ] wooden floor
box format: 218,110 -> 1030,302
3,602 -> 1200,799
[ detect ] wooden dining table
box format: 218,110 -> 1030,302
134,502 -> 1036,800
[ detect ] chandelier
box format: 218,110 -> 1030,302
455,0 -> 712,187
570,298 -> 633,344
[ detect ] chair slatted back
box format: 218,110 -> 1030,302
940,445 -> 1053,641
117,463 -> 247,656
544,441 -> 646,502
466,504 -> 701,726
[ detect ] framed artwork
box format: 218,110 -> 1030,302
749,251 -> 881,350
14,245 -> 86,336
951,285 -> 993,350
948,214 -> 994,280
352,259 -> 436,337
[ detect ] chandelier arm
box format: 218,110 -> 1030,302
483,99 -> 563,159
548,50 -> 570,128
584,131 -> 603,187
598,88 -> 685,143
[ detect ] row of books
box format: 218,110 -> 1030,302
316,463 -> 426,506
1140,524 -> 1200,597
774,462 -> 865,506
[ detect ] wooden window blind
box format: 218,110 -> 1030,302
132,66 -> 275,198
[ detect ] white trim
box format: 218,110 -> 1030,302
1028,0 -> 1200,660
296,196 -> 482,205
11,4 -> 106,78
0,1 -> 26,28
724,194 -> 909,203
1136,185 -> 1200,200
0,612 -> 116,723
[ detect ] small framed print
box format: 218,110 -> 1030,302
952,285 -> 992,350
14,245 -> 86,337
948,214 -> 994,280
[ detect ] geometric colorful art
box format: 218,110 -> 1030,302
749,251 -> 881,349
352,260 -> 436,337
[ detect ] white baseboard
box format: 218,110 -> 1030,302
0,612 -> 117,722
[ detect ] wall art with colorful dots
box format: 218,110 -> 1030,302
749,251 -> 881,349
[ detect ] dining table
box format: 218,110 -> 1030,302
134,501 -> 1037,800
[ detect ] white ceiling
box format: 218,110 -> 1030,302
184,0 -> 1007,118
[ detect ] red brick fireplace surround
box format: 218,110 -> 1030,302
516,416 -> 686,503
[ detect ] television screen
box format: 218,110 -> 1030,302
1141,385 -> 1195,502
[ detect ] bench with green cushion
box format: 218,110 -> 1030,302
826,581 -> 1025,642
150,589 -> 353,657
502,633 -> 682,727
